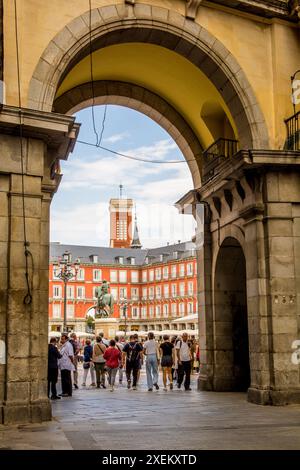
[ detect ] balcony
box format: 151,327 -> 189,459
285,111 -> 300,151
203,138 -> 239,183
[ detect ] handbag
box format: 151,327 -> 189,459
83,362 -> 90,369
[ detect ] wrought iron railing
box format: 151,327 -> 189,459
285,111 -> 300,151
202,138 -> 239,183
203,138 -> 238,160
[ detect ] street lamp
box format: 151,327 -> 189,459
120,299 -> 128,339
53,251 -> 80,332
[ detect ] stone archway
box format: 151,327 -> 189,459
213,237 -> 250,392
28,3 -> 269,152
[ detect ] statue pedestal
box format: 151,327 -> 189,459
94,318 -> 119,339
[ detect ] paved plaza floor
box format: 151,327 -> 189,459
1,368 -> 300,450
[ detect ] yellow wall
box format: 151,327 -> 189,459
56,42 -> 237,149
3,0 -> 300,149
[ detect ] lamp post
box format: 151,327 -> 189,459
120,299 -> 128,339
53,251 -> 80,332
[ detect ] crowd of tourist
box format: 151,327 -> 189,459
48,331 -> 199,399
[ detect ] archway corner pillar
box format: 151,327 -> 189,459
0,105 -> 78,424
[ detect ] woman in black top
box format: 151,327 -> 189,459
159,335 -> 175,391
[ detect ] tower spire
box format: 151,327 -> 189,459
131,207 -> 142,249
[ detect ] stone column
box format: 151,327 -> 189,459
0,106 -> 78,424
197,205 -> 214,391
244,169 -> 300,405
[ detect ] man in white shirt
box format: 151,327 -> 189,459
58,334 -> 75,397
176,332 -> 192,391
144,332 -> 160,391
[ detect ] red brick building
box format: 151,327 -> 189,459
49,241 -> 198,335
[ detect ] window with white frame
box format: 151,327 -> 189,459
159,254 -> 164,262
67,304 -> 74,318
131,307 -> 139,318
171,284 -> 177,297
118,256 -> 124,264
142,287 -> 147,299
171,265 -> 177,278
188,282 -> 193,296
119,270 -> 127,283
67,286 -> 74,299
171,303 -> 177,316
155,305 -> 161,318
77,268 -> 85,281
110,270 -> 117,283
110,287 -> 118,300
173,251 -> 178,260
163,304 -> 169,317
142,270 -> 147,282
77,286 -> 85,299
179,264 -> 185,277
52,304 -> 61,318
119,287 -> 127,299
141,307 -> 147,319
163,284 -> 169,298
155,268 -> 161,280
179,283 -> 185,296
187,263 -> 193,276
53,285 -> 62,299
149,287 -> 154,299
188,302 -> 193,314
131,288 -> 139,300
131,270 -> 139,283
156,286 -> 161,299
179,303 -> 185,315
130,257 -> 135,265
163,266 -> 168,279
149,306 -> 154,318
91,255 -> 98,263
149,270 -> 154,281
93,269 -> 102,282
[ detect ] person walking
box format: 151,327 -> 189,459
103,339 -> 121,392
170,335 -> 178,383
82,339 -> 96,387
115,336 -> 125,385
176,332 -> 192,391
144,332 -> 159,391
92,336 -> 107,388
69,332 -> 80,389
122,335 -> 143,390
58,333 -> 74,397
159,334 -> 175,391
48,337 -> 62,400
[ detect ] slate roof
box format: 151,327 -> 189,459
50,240 -> 195,266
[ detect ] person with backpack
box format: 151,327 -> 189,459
176,332 -> 192,391
92,336 -> 107,389
122,335 -> 143,390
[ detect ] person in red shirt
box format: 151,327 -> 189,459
103,339 -> 121,392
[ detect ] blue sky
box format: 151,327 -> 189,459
50,105 -> 196,248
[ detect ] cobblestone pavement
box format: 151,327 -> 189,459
1,368 -> 300,450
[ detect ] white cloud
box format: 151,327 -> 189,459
51,138 -> 196,247
103,132 -> 130,144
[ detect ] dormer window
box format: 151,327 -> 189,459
119,256 -> 124,264
173,251 -> 178,259
145,256 -> 149,264
130,257 -> 135,265
90,254 -> 98,263
159,254 -> 164,262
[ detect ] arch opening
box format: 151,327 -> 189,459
214,237 -> 250,392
